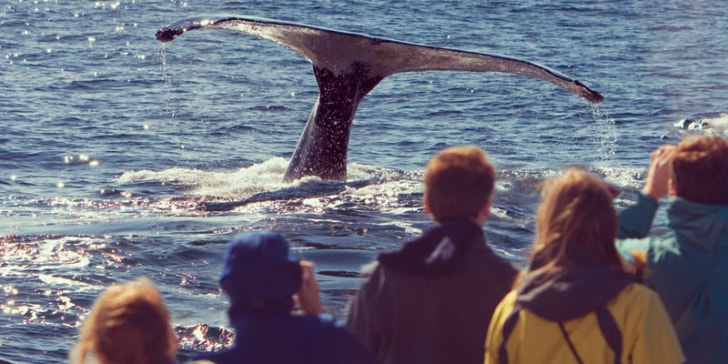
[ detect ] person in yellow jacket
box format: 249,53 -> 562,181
484,168 -> 684,364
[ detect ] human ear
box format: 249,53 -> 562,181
477,197 -> 491,222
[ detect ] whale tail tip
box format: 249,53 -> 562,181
156,27 -> 183,42
584,88 -> 604,104
574,80 -> 603,104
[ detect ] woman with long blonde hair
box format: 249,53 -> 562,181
484,168 -> 684,364
70,278 -> 177,364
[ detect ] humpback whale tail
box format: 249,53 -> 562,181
156,16 -> 603,182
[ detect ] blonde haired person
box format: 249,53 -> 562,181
618,135 -> 728,363
485,169 -> 684,364
347,145 -> 518,364
70,278 -> 178,364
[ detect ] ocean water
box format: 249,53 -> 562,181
2,0 -> 728,362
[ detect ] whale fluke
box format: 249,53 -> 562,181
157,16 -> 603,182
156,27 -> 183,42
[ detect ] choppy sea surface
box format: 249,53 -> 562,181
2,1 -> 728,362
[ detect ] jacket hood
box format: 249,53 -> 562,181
220,231 -> 302,318
517,245 -> 639,322
378,220 -> 485,277
668,197 -> 728,251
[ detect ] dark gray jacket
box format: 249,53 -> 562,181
347,221 -> 517,364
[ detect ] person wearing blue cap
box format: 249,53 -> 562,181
192,231 -> 377,364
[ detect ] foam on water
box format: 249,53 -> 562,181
674,112 -> 728,134
119,157 -> 290,198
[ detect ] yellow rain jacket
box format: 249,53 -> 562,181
485,253 -> 684,364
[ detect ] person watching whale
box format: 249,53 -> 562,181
346,145 -> 518,364
617,135 -> 728,364
70,278 -> 179,364
485,168 -> 684,364
192,231 -> 377,364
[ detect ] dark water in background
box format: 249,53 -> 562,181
2,0 -> 728,362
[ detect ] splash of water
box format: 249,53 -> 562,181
591,104 -> 618,163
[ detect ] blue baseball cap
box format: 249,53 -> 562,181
220,231 -> 302,316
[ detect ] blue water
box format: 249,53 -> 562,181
2,1 -> 728,362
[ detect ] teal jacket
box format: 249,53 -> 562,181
617,192 -> 728,364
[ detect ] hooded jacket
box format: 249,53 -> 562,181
485,246 -> 684,364
347,220 -> 518,364
618,193 -> 728,364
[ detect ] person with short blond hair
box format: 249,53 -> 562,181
618,135 -> 728,364
347,145 -> 517,364
485,168 -> 683,364
70,278 -> 178,364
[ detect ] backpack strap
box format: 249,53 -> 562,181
499,304 -> 623,364
497,303 -> 522,364
558,321 -> 584,364
594,306 -> 622,364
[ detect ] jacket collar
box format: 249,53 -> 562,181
378,220 -> 486,277
668,197 -> 728,251
517,245 -> 640,322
